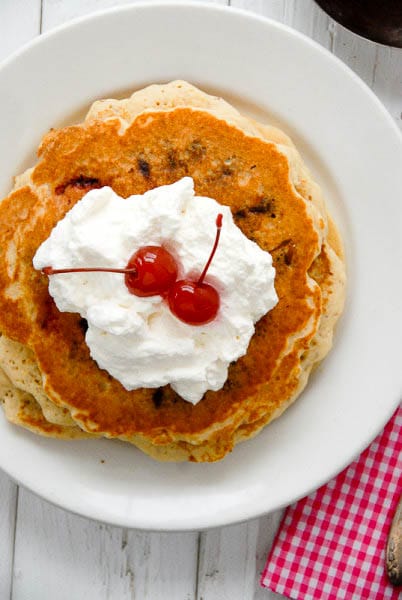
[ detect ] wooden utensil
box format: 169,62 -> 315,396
386,494 -> 402,586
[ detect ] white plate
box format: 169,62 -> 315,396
0,2 -> 401,531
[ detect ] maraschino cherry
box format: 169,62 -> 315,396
43,245 -> 178,298
168,214 -> 222,326
124,246 -> 178,297
43,213 -> 223,326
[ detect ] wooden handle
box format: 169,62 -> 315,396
386,494 -> 402,586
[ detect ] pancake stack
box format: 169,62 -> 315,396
0,81 -> 345,461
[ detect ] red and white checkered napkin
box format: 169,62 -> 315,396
261,405 -> 402,600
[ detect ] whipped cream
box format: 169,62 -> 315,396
33,178 -> 278,403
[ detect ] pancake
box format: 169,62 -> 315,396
0,363 -> 90,439
0,81 -> 345,461
0,335 -> 77,426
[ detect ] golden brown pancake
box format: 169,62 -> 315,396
0,82 -> 345,461
0,335 -> 76,426
0,363 -> 90,439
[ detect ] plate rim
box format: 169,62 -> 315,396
2,0 -> 401,147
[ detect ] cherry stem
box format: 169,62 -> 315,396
197,213 -> 223,285
42,266 -> 137,276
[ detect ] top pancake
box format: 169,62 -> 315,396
0,81 -> 345,461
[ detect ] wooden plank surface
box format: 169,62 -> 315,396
0,0 -> 41,61
42,0 -> 228,30
12,488 -> 199,600
0,471 -> 18,600
0,1 -> 400,599
197,520 -> 259,599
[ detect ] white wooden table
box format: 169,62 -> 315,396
0,2 -> 400,599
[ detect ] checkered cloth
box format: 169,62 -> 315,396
261,405 -> 402,600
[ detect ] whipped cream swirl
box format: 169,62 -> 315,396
33,178 -> 278,403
